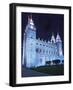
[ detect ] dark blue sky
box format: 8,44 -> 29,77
22,12 -> 64,43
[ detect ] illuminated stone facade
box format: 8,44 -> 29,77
22,16 -> 64,68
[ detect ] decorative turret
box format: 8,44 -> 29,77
51,33 -> 55,43
48,40 -> 50,43
56,33 -> 62,42
41,39 -> 44,42
28,15 -> 34,25
56,33 -> 63,62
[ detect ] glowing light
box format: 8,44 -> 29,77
22,15 -> 64,68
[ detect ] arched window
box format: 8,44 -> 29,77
36,48 -> 42,53
36,48 -> 39,53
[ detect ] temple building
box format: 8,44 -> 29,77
22,15 -> 64,68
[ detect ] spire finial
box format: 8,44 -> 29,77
28,14 -> 32,20
28,14 -> 34,25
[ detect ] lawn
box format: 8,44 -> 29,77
30,64 -> 64,76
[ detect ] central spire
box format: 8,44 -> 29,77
28,14 -> 34,25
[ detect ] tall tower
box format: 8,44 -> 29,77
24,15 -> 36,68
50,33 -> 56,63
56,33 -> 64,62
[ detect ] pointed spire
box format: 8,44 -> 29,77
51,33 -> 55,43
44,40 -> 46,43
38,38 -> 40,41
28,14 -> 34,25
41,39 -> 43,42
28,14 -> 32,21
48,40 -> 50,43
56,33 -> 62,42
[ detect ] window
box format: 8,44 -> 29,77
49,51 -> 50,54
43,50 -> 45,53
40,49 -> 42,53
36,48 -> 39,53
40,58 -> 42,63
36,43 -> 38,45
46,50 -> 48,54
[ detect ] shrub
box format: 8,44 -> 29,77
52,59 -> 60,65
62,60 -> 64,63
46,61 -> 51,65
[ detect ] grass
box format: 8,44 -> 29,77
30,64 -> 64,76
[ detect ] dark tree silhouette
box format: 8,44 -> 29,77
62,60 -> 64,63
46,61 -> 51,65
52,59 -> 60,65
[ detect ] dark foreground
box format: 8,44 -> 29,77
22,67 -> 49,77
22,64 -> 64,77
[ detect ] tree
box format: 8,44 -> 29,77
62,60 -> 64,64
46,61 -> 51,65
52,59 -> 60,65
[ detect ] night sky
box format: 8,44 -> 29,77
22,12 -> 64,48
